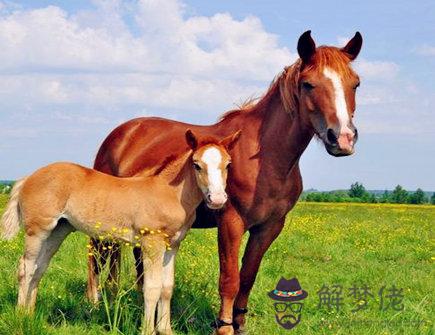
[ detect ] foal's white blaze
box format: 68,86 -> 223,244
201,147 -> 226,203
323,67 -> 352,135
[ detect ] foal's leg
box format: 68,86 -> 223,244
106,242 -> 121,297
86,238 -> 102,303
142,237 -> 166,335
156,247 -> 178,335
17,231 -> 48,311
27,221 -> 74,308
86,238 -> 118,303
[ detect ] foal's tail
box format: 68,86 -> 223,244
1,178 -> 26,240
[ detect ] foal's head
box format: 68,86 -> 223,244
296,31 -> 363,156
185,130 -> 241,209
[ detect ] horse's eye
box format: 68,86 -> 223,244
353,82 -> 360,90
302,82 -> 315,90
193,163 -> 201,171
226,162 -> 231,170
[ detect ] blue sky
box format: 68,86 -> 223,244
0,0 -> 434,190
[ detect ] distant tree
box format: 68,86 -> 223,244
379,190 -> 390,203
408,188 -> 427,204
366,193 -> 377,203
349,182 -> 368,198
391,185 -> 408,204
430,193 -> 435,205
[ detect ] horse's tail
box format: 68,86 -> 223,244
1,178 -> 26,240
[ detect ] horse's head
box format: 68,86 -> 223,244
296,30 -> 363,156
185,129 -> 241,209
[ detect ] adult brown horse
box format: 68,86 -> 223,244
87,30 -> 362,334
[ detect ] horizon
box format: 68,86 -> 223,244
0,1 -> 434,189
1,179 -> 433,194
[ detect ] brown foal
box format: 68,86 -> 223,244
1,130 -> 240,335
88,30 -> 363,334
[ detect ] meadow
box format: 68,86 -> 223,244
0,194 -> 433,335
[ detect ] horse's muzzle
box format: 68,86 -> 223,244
324,127 -> 358,156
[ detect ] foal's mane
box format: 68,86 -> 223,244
218,46 -> 354,121
152,138 -> 223,177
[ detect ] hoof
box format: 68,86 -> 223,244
213,325 -> 234,335
86,290 -> 101,304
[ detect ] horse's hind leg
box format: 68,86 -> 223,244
27,219 -> 74,308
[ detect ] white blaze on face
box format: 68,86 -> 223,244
323,67 -> 352,134
201,147 -> 225,195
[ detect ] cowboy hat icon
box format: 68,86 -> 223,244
268,277 -> 308,302
268,277 -> 308,330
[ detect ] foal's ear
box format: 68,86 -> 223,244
220,130 -> 242,150
297,30 -> 316,64
185,129 -> 198,150
341,32 -> 363,61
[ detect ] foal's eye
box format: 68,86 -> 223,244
193,162 -> 201,171
353,82 -> 360,90
302,82 -> 315,90
226,162 -> 231,170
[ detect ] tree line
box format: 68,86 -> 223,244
301,182 -> 435,205
1,181 -> 434,205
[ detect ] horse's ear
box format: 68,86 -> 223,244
297,30 -> 316,64
185,129 -> 198,150
341,32 -> 363,61
220,130 -> 241,150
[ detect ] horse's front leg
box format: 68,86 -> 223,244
214,204 -> 245,335
156,246 -> 178,335
233,217 -> 284,334
142,236 -> 166,335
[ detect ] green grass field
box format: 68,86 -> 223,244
0,194 -> 433,335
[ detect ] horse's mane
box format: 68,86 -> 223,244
218,46 -> 354,122
218,61 -> 301,122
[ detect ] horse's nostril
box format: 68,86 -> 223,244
327,128 -> 337,144
206,194 -> 212,202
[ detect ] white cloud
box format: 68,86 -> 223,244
354,59 -> 399,80
338,36 -> 399,81
415,45 -> 435,56
0,1 -> 292,78
0,0 -> 425,168
0,0 -> 296,131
